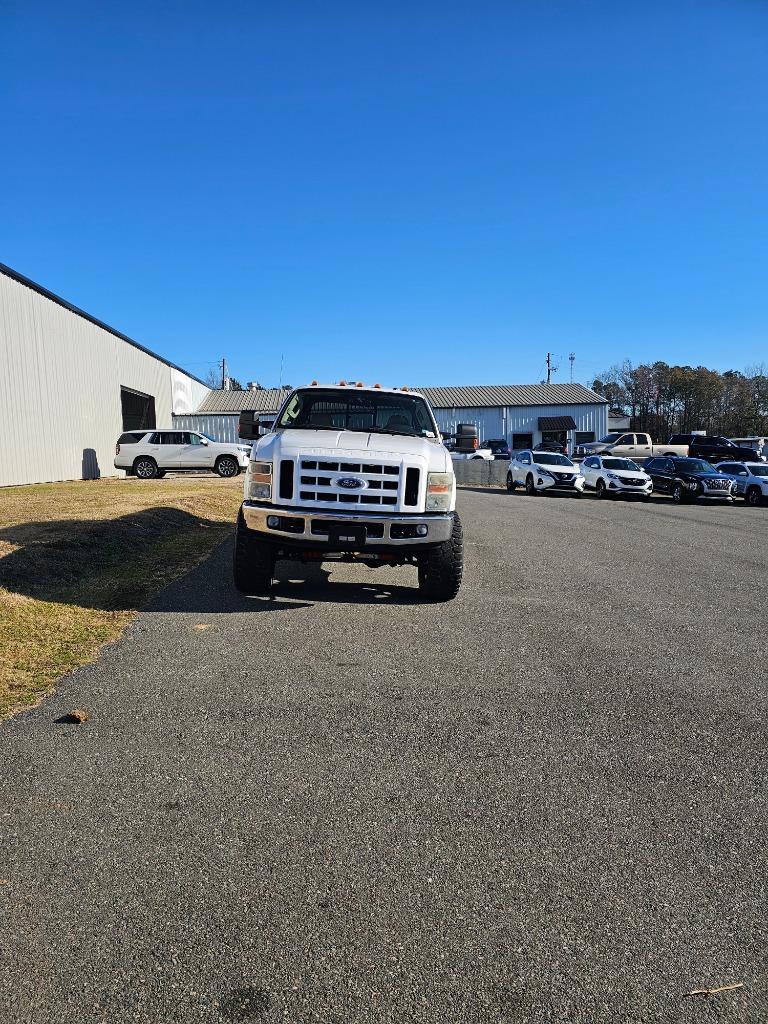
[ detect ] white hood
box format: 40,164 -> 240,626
258,429 -> 451,471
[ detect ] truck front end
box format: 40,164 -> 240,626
233,385 -> 463,600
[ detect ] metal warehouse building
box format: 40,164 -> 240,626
0,264 -> 208,487
181,382 -> 608,453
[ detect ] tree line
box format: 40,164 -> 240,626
591,361 -> 768,439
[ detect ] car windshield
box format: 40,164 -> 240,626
276,388 -> 437,437
603,458 -> 641,470
673,459 -> 716,474
534,452 -> 573,466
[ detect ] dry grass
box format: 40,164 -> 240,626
0,476 -> 242,719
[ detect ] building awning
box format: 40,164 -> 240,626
538,415 -> 577,431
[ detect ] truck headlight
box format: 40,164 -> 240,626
426,472 -> 453,511
248,460 -> 271,500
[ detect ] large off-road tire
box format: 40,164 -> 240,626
418,513 -> 463,602
233,510 -> 276,594
134,457 -> 158,479
216,455 -> 240,478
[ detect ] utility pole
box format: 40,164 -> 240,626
546,352 -> 558,384
569,352 -> 575,383
221,357 -> 228,390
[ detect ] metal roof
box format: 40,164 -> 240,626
196,388 -> 289,413
416,383 -> 607,409
196,381 -> 608,414
0,262 -> 208,387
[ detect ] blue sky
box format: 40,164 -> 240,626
2,1 -> 767,389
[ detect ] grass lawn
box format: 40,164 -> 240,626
0,476 -> 242,719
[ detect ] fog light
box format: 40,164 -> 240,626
267,515 -> 280,528
416,524 -> 428,537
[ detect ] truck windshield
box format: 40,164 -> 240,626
598,433 -> 623,443
276,389 -> 437,438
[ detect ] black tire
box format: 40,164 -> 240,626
525,474 -> 537,496
745,486 -> 763,507
133,457 -> 158,480
506,472 -> 516,492
232,510 -> 276,594
216,455 -> 240,478
672,482 -> 686,504
418,513 -> 463,602
596,479 -> 607,499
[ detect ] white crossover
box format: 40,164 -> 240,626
714,461 -> 768,506
506,449 -> 586,496
580,455 -> 653,499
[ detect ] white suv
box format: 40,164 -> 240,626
506,449 -> 586,496
114,429 -> 250,479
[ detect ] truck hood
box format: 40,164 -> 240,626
257,429 -> 451,470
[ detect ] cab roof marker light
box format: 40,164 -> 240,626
311,380 -> 318,386
373,383 -> 381,389
339,380 -> 346,386
356,381 -> 364,387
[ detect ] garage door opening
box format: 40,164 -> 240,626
121,387 -> 156,431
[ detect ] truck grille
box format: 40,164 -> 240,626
297,459 -> 402,507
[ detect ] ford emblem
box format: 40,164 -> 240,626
338,476 -> 365,489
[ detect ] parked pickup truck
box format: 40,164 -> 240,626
234,383 -> 463,601
575,432 -> 687,459
668,434 -> 764,463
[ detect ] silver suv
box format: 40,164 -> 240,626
114,429 -> 250,479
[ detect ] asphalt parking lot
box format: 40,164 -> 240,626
1,488 -> 766,1023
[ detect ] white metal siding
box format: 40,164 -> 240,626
172,413 -> 243,443
0,272 -> 203,486
432,403 -> 608,447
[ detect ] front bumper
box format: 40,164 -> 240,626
241,502 -> 454,546
609,479 -> 652,493
536,475 -> 586,492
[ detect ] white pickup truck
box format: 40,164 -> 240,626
575,432 -> 687,459
234,384 -> 463,601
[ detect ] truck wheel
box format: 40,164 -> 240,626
506,472 -> 516,492
418,513 -> 463,602
745,486 -> 763,507
525,474 -> 537,496
233,510 -> 276,594
134,457 -> 158,479
216,455 -> 240,478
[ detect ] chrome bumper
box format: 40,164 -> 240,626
242,502 -> 454,545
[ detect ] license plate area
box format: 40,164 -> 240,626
327,524 -> 367,549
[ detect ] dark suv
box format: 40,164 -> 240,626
669,434 -> 761,463
482,439 -> 511,460
644,457 -> 735,503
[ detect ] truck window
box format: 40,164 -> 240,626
277,389 -> 437,438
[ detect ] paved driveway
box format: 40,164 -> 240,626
1,490 -> 766,1023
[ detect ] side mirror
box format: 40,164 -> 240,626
200,438 -> 209,445
238,411 -> 259,440
259,419 -> 275,434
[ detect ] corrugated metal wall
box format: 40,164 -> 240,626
174,404 -> 608,448
172,413 -> 243,443
432,403 -> 608,447
0,271 -> 205,486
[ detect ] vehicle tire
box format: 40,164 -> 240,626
471,455 -> 483,460
596,478 -> 607,499
133,457 -> 158,480
506,472 -> 516,492
525,474 -> 537,496
745,486 -> 763,507
216,455 -> 240,478
232,510 -> 276,594
156,470 -> 167,478
418,513 -> 463,602
672,482 -> 686,504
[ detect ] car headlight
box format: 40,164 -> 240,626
248,460 -> 272,500
606,472 -> 619,480
536,466 -> 554,478
426,472 -> 453,511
